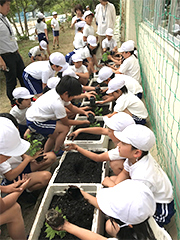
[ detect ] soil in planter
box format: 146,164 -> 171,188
80,105 -> 111,116
71,121 -> 104,140
54,151 -> 103,183
39,192 -> 95,240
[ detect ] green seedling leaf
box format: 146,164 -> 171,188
26,134 -> 42,157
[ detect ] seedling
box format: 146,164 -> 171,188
94,107 -> 103,116
89,121 -> 101,127
26,134 -> 43,162
45,206 -> 68,240
102,51 -> 110,63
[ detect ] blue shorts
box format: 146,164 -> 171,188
38,33 -> 49,44
1,162 -> 32,186
65,51 -> 75,65
23,71 -> 42,95
132,115 -> 146,125
153,200 -> 176,227
53,30 -> 59,36
27,119 -> 56,137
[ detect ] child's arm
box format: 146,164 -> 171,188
66,103 -> 94,117
75,71 -> 89,80
72,91 -> 96,100
96,95 -> 115,104
81,190 -> 99,209
65,143 -> 110,163
102,169 -> 130,187
105,111 -> 118,118
44,28 -> 48,41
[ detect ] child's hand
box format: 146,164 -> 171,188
84,110 -> 95,118
102,176 -> 115,187
67,131 -> 80,141
64,144 -> 78,151
85,91 -> 97,100
96,101 -> 104,105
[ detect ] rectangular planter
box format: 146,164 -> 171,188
28,184 -> 104,240
48,149 -> 109,186
65,116 -> 109,149
80,102 -> 113,117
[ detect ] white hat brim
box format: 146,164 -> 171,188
6,139 -> 30,157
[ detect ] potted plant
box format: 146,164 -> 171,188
26,133 -> 44,162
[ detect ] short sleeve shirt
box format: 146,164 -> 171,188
26,88 -> 70,122
24,61 -> 55,84
102,38 -> 117,51
51,18 -> 60,31
83,24 -> 94,37
108,146 -> 125,161
0,156 -> 22,177
75,46 -> 91,60
29,46 -> 47,57
70,64 -> 88,74
10,102 -> 33,125
73,32 -> 85,49
114,92 -> 148,119
35,21 -> 47,34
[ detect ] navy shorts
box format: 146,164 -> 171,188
38,33 -> 49,44
23,71 -> 42,95
27,119 -> 56,137
53,30 -> 59,36
132,115 -> 146,125
1,162 -> 32,186
154,200 -> 176,227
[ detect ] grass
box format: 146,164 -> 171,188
0,22 -> 74,113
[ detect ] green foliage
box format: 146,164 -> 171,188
45,206 -> 68,240
46,19 -> 52,32
89,121 -> 101,127
96,94 -> 103,101
17,34 -> 29,41
102,51 -> 110,62
26,134 -> 42,157
94,107 -> 103,116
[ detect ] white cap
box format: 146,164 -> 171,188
97,66 -> 113,83
87,35 -> 97,47
40,40 -> 47,50
13,87 -> 34,99
62,68 -> 79,79
47,77 -> 60,89
75,21 -> 86,29
106,78 -> 125,94
72,54 -> 83,62
84,10 -> 94,19
118,40 -> 134,53
37,12 -> 45,19
97,179 -> 156,225
0,117 -> 30,156
114,124 -> 156,151
86,5 -> 89,8
172,23 -> 180,33
52,11 -> 57,15
103,112 -> 135,131
49,52 -> 68,70
106,28 -> 114,36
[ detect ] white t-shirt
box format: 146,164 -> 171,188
114,74 -> 143,94
51,18 -> 60,31
10,102 -> 33,125
114,92 -> 148,119
0,156 -> 22,177
26,88 -> 70,122
70,64 -> 88,74
83,24 -> 94,38
102,38 -> 117,51
24,61 -> 55,84
124,153 -> 174,203
75,46 -> 91,60
35,21 -> 47,34
29,46 -> 47,57
95,2 -> 116,36
73,32 -> 85,50
119,55 -> 141,83
108,146 -> 125,161
72,16 -> 84,34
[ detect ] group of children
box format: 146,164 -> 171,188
0,2 -> 176,240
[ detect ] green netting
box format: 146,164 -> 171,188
120,0 -> 180,238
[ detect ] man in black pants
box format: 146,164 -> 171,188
0,0 -> 25,106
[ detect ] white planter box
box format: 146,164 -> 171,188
48,148 -> 109,186
28,184 -> 104,240
65,116 -> 109,149
80,101 -> 113,115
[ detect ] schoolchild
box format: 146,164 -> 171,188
35,12 -> 50,55
71,4 -> 84,35
28,40 -> 48,62
106,78 -> 148,125
102,28 -> 117,53
103,124 -> 175,227
113,40 -> 141,83
83,10 -> 95,43
54,180 -> 156,240
51,11 -> 60,50
26,75 -> 94,154
66,112 -> 135,175
71,54 -> 89,85
23,52 -> 68,97
73,21 -> 86,50
0,117 -> 56,196
10,87 -> 34,138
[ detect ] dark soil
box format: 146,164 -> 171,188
71,121 -> 104,140
39,192 -> 95,240
80,105 -> 111,116
54,151 -> 103,183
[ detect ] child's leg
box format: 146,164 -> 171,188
26,171 -> 52,191
110,160 -> 124,176
0,203 -> 26,240
30,151 -> 56,171
44,121 -> 70,152
105,219 -> 120,237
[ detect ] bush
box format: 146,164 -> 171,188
17,34 -> 29,41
